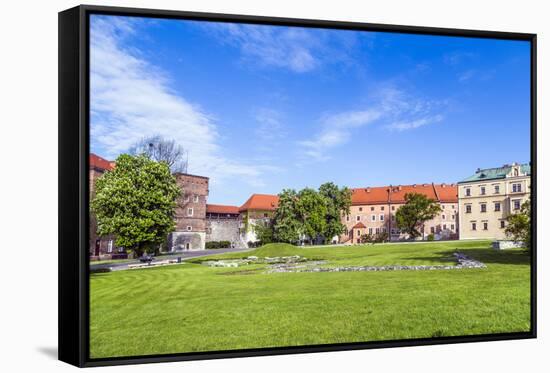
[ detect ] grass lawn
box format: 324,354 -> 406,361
90,240 -> 531,358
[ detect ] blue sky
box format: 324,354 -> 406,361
90,15 -> 531,206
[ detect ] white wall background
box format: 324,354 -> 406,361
0,0 -> 547,371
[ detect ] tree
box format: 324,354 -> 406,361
395,193 -> 442,239
253,219 -> 275,245
296,188 -> 328,244
319,182 -> 352,243
273,189 -> 301,243
91,154 -> 181,256
505,199 -> 531,249
129,135 -> 188,173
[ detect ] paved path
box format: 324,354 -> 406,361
90,247 -> 253,271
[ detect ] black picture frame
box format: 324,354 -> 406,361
59,4 -> 537,367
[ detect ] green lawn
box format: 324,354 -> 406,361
90,240 -> 531,358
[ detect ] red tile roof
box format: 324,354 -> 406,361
239,194 -> 279,212
352,222 -> 366,229
90,153 -> 114,171
351,183 -> 457,205
206,204 -> 240,215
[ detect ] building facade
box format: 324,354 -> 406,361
238,194 -> 279,244
341,183 -> 459,244
89,154 -> 119,258
170,173 -> 210,251
458,163 -> 531,240
205,204 -> 241,246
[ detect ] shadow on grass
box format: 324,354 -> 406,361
406,247 -> 529,266
445,247 -> 530,265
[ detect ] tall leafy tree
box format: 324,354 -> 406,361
296,188 -> 328,243
395,193 -> 442,239
273,189 -> 301,243
505,199 -> 531,249
319,182 -> 352,243
91,154 -> 181,256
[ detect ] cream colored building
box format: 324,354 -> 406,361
458,163 -> 531,240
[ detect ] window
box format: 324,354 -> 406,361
494,185 -> 500,194
500,220 -> 505,228
443,224 -> 447,230
356,230 -> 361,237
480,203 -> 487,213
465,188 -> 471,196
185,243 -> 190,250
107,240 -> 113,253
356,215 -> 361,221
370,207 -> 375,211
514,168 -> 519,177
187,226 -> 192,231
371,215 -> 376,222
494,202 -> 501,212
480,186 -> 486,195
391,214 -> 396,221
430,227 -> 435,234
381,227 -> 386,233
471,222 -> 477,231
187,207 -> 194,216
451,224 -> 455,230
483,222 -> 488,230
466,205 -> 472,213
381,206 -> 385,211
346,215 -> 350,222
512,183 -> 522,193
442,214 -> 446,220
513,200 -> 521,210
184,195 -> 190,202
379,214 -> 384,221
264,213 -> 268,218
375,228 -> 380,234
359,207 -> 363,212
392,206 -> 395,211
193,195 -> 199,203
368,228 -> 373,235
451,214 -> 455,220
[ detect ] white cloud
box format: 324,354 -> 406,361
253,108 -> 286,140
298,86 -> 447,161
386,114 -> 444,131
203,23 -> 359,73
90,16 -> 268,187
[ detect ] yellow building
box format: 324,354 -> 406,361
458,163 -> 531,240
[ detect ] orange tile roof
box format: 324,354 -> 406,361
90,153 -> 114,171
206,204 -> 240,215
239,194 -> 279,212
351,183 -> 457,205
352,222 -> 366,229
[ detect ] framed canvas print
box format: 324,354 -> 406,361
58,4 -> 537,367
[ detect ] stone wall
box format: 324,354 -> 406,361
169,231 -> 206,251
206,219 -> 241,245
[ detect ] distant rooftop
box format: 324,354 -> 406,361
459,163 -> 531,184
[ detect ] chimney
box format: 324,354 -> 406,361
442,183 -> 446,188
413,184 -> 417,188
398,186 -> 402,191
476,168 -> 481,173
366,187 -> 371,193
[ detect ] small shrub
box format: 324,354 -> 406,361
427,233 -> 435,241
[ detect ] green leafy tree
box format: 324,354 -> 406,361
505,199 -> 531,249
273,189 -> 301,243
253,220 -> 275,245
91,154 -> 181,256
395,193 -> 442,239
319,182 -> 352,243
296,188 -> 328,243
